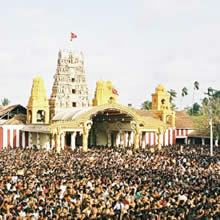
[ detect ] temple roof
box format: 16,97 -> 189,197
53,107 -> 93,121
175,111 -> 195,129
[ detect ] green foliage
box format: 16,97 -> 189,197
141,100 -> 152,110
187,102 -> 201,116
1,98 -> 10,106
202,88 -> 220,139
181,87 -> 188,97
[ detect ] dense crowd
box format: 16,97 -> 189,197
0,145 -> 220,219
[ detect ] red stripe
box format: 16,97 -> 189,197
168,129 -> 170,145
0,127 -> 3,150
13,129 -> 16,148
185,129 -> 188,136
181,129 -> 184,136
7,129 -> 10,148
25,132 -> 28,147
173,130 -> 176,145
19,131 -> 22,147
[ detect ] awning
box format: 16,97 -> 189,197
21,124 -> 51,133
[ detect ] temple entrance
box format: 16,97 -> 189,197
88,108 -> 134,148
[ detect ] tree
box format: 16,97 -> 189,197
181,87 -> 188,109
202,88 -> 220,152
1,98 -> 10,106
181,87 -> 188,97
192,81 -> 199,112
187,102 -> 201,116
168,89 -> 177,110
141,100 -> 152,110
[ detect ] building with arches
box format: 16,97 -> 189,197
0,48 -> 197,151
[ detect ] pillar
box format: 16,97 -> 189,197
107,131 -> 111,147
83,131 -> 89,152
202,138 -> 205,146
28,132 -> 32,148
116,132 -> 121,147
61,132 -> 65,150
56,134 -> 61,154
142,132 -> 146,149
134,132 -> 139,150
51,134 -> 55,149
157,132 -> 162,150
22,131 -> 25,148
124,132 -> 129,147
71,132 -> 76,150
36,133 -> 40,149
129,132 -> 134,147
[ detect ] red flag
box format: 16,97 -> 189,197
70,32 -> 77,41
112,88 -> 119,95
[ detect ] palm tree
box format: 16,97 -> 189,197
192,81 -> 199,114
168,89 -> 177,102
141,100 -> 152,110
181,87 -> 188,109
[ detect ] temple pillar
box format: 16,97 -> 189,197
83,131 -> 89,152
56,133 -> 61,154
107,131 -> 111,147
129,131 -> 134,147
157,132 -> 162,151
124,132 -> 129,147
36,133 -> 40,149
202,138 -> 205,146
22,131 -> 25,148
61,132 -> 65,150
134,132 -> 139,150
116,132 -> 121,147
51,134 -> 55,149
71,132 -> 76,150
142,132 -> 146,149
28,132 -> 33,148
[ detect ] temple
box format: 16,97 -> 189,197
0,48 -> 199,152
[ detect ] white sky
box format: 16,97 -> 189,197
0,0 -> 219,109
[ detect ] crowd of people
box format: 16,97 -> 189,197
0,145 -> 219,219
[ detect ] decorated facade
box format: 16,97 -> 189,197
0,48 -> 197,152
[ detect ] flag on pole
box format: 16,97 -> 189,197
70,32 -> 77,41
112,88 -> 119,95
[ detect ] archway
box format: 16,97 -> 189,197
88,108 -> 135,148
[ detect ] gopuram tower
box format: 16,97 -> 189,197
49,49 -> 89,118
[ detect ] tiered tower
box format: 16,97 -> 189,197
49,49 -> 89,118
27,76 -> 50,124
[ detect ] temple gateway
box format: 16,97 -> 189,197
0,49 -> 196,152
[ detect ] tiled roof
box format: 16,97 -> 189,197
4,114 -> 26,125
188,129 -> 210,138
175,111 -> 195,129
0,105 -> 19,117
22,124 -> 51,133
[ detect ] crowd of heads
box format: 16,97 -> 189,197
0,144 -> 220,219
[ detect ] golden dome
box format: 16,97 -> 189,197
156,84 -> 166,92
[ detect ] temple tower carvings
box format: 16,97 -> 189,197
27,76 -> 50,124
49,49 -> 89,118
151,84 -> 175,127
93,80 -> 118,106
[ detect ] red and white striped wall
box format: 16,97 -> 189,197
0,125 -> 27,150
176,128 -> 194,137
143,128 -> 194,146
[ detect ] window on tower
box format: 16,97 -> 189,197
71,78 -> 75,82
72,102 -> 76,107
72,89 -> 76,94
